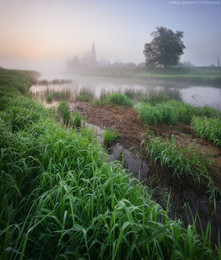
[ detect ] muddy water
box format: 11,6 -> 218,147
29,72 -> 221,110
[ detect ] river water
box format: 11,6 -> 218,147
29,71 -> 221,110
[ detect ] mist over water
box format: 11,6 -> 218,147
30,71 -> 221,110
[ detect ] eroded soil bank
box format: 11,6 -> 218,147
70,101 -> 221,243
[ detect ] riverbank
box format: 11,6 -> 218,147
1,68 -> 221,259
70,100 -> 221,235
77,66 -> 221,85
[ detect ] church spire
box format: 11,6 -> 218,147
91,41 -> 96,62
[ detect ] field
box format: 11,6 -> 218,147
1,68 -> 221,259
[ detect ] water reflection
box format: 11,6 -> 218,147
29,72 -> 221,110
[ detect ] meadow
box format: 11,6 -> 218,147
1,68 -> 221,259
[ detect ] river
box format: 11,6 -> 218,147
29,71 -> 221,110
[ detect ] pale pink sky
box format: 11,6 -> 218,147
0,0 -> 220,69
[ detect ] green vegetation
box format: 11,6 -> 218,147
107,93 -> 133,107
142,90 -> 181,105
92,93 -> 134,107
143,27 -> 185,68
76,89 -> 94,102
73,111 -> 82,128
1,68 -> 221,259
138,100 -> 221,125
123,89 -> 144,101
46,93 -> 53,103
143,133 -> 218,201
0,69 -> 36,110
103,128 -> 120,147
192,117 -> 221,147
46,90 -> 71,103
57,101 -> 72,125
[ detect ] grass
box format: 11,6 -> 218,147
143,133 -> 218,202
123,89 -> 144,101
138,100 -> 221,125
57,101 -> 73,125
92,92 -> 134,107
192,117 -> 221,147
1,68 -> 221,259
73,111 -> 82,128
46,90 -> 71,103
141,89 -> 182,105
76,88 -> 94,102
106,93 -> 133,107
103,128 -> 121,147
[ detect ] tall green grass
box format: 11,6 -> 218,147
1,97 -> 219,259
138,100 -> 221,125
143,133 -> 218,202
192,117 -> 221,147
0,68 -> 220,259
141,90 -> 182,105
46,90 -> 71,103
103,128 -> 120,147
107,93 -> 133,107
57,101 -> 73,125
76,88 -> 94,102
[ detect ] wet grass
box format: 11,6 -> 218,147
92,92 -> 134,107
141,89 -> 182,105
1,68 -> 221,259
73,111 -> 82,128
57,101 -> 73,125
143,133 -> 219,203
46,90 -> 71,103
106,93 -> 133,107
75,88 -> 94,102
103,128 -> 121,148
192,117 -> 221,147
138,100 -> 221,125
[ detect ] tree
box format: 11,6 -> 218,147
143,27 -> 185,68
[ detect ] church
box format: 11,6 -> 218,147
81,42 -> 97,67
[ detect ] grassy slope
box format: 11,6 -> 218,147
80,66 -> 221,84
0,69 -> 220,259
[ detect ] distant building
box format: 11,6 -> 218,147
81,42 -> 97,67
66,42 -> 111,70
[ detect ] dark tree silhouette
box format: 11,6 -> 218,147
143,27 -> 185,68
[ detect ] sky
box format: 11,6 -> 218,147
0,0 -> 221,70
